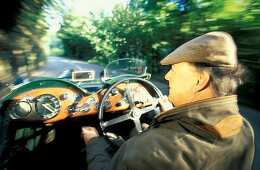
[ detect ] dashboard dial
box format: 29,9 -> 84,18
86,96 -> 96,105
111,88 -> 119,96
35,94 -> 60,119
75,103 -> 90,114
60,92 -> 72,101
73,93 -> 84,103
11,101 -> 32,119
95,101 -> 112,111
67,103 -> 90,115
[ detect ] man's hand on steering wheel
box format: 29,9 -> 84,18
158,95 -> 174,112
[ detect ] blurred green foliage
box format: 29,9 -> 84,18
57,0 -> 260,108
0,0 -> 55,96
57,0 -> 260,66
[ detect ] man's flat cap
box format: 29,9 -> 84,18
161,31 -> 237,67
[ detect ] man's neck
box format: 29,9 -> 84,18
192,86 -> 216,103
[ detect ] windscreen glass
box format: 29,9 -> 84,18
104,58 -> 146,79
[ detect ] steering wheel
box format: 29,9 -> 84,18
98,77 -> 164,139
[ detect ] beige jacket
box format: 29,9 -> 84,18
86,95 -> 255,170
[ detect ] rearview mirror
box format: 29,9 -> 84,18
72,71 -> 95,81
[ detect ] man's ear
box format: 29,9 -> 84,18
195,71 -> 211,92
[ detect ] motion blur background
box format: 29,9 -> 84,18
0,0 -> 259,110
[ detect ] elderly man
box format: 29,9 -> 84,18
82,31 -> 255,170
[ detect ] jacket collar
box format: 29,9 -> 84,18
153,95 -> 243,139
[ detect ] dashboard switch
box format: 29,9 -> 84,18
115,101 -> 123,107
60,92 -> 72,101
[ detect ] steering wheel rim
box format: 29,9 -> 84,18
98,77 -> 164,136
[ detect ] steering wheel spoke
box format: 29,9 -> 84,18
125,80 -> 135,110
133,119 -> 142,133
101,114 -> 130,128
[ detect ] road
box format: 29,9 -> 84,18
29,56 -> 104,81
25,56 -> 260,169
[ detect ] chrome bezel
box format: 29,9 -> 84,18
10,101 -> 32,119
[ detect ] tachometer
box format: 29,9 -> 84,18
35,94 -> 60,119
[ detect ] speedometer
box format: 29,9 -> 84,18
35,94 -> 60,119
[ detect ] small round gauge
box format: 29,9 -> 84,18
111,88 -> 119,96
95,101 -> 112,111
86,96 -> 96,105
60,92 -> 72,101
103,101 -> 112,111
73,93 -> 84,103
35,94 -> 60,119
11,101 -> 32,119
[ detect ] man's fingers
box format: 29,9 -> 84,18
82,129 -> 98,135
162,95 -> 169,102
82,126 -> 94,132
159,95 -> 169,104
81,126 -> 100,144
82,126 -> 98,135
158,96 -> 174,112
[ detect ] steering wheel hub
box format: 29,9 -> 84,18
98,77 -> 164,139
130,110 -> 141,119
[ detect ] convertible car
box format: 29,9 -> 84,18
0,58 -> 164,169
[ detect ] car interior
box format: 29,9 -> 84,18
0,77 -> 163,170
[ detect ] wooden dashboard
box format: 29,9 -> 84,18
7,82 -> 154,123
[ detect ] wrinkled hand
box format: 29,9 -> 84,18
81,126 -> 100,145
158,95 -> 174,112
